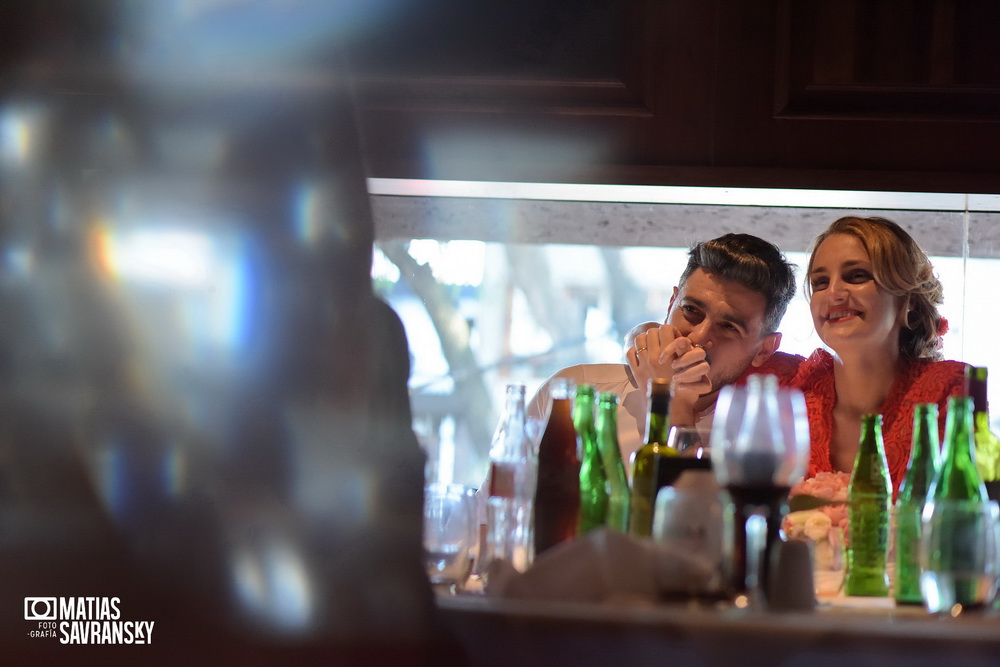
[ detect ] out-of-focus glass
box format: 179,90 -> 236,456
711,376 -> 810,609
0,2 -> 432,656
424,483 -> 478,593
919,500 -> 1000,614
668,426 -> 707,459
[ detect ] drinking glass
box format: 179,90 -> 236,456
711,375 -> 810,608
919,499 -> 1000,614
423,483 -> 478,594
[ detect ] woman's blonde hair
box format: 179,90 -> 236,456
806,216 -> 945,361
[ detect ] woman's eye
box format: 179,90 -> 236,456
810,277 -> 828,291
847,270 -> 872,283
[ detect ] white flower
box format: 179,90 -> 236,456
803,512 -> 833,542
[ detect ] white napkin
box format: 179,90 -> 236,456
485,528 -> 719,604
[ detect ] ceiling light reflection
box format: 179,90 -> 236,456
0,103 -> 46,168
98,226 -> 212,288
92,224 -> 254,354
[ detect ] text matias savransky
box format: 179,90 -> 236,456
24,596 -> 155,645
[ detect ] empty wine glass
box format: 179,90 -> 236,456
711,374 -> 810,609
423,483 -> 478,594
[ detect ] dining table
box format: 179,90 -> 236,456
435,590 -> 1000,667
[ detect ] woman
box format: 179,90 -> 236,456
791,216 -> 966,496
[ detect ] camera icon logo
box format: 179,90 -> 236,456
24,597 -> 57,621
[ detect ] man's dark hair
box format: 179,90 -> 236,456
678,233 -> 796,335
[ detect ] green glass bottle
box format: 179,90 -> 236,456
894,404 -> 941,605
929,396 -> 988,502
575,384 -> 608,534
967,367 -> 1000,489
596,392 -> 630,532
629,378 -> 673,538
845,414 -> 892,597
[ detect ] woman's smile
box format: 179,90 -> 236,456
823,309 -> 862,324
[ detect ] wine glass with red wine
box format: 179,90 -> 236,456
711,374 -> 809,608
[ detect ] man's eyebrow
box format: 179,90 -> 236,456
682,296 -> 749,332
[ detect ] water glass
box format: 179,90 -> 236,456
919,499 -> 1000,614
423,483 -> 478,593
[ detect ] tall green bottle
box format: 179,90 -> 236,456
630,378 -> 672,538
929,396 -> 988,502
575,384 -> 608,534
967,367 -> 1000,489
596,392 -> 630,532
845,414 -> 892,597
894,404 -> 941,605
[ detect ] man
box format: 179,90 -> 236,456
527,233 -> 803,471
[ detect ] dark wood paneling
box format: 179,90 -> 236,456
352,0 -> 1000,192
352,0 -> 718,182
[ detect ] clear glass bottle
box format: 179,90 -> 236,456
596,392 -> 630,532
575,384 -> 608,534
486,384 -> 536,573
924,396 -> 990,608
533,378 -> 581,556
894,403 -> 940,605
845,414 -> 892,597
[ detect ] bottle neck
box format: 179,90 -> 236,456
912,411 -> 940,467
971,381 -> 989,415
596,401 -> 617,435
573,395 -> 595,433
857,422 -> 884,462
506,393 -> 526,430
491,385 -> 528,461
943,404 -> 976,463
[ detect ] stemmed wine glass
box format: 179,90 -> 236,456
711,374 -> 810,609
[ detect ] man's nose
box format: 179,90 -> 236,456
687,320 -> 711,347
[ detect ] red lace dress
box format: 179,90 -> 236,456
790,348 -> 967,497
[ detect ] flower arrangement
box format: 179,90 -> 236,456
782,472 -> 850,587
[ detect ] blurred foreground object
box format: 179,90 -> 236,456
0,1 -> 441,663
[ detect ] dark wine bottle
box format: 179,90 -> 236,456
533,378 -> 581,556
629,378 -> 672,538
